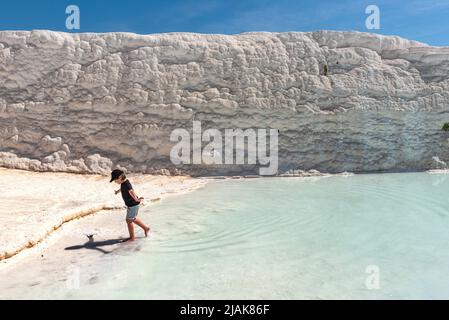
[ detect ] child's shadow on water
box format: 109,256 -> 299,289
65,238 -> 125,254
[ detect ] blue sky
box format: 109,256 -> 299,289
0,0 -> 447,46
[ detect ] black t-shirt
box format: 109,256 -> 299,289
121,180 -> 140,207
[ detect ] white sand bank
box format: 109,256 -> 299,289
0,168 -> 206,261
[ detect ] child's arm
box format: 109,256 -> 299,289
129,189 -> 144,203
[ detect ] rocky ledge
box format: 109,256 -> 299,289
1,30 -> 448,175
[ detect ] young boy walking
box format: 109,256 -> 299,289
110,169 -> 150,242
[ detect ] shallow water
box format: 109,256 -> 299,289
3,172 -> 449,299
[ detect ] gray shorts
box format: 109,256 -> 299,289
126,205 -> 139,221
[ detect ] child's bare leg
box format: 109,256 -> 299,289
126,219 -> 135,241
133,218 -> 150,237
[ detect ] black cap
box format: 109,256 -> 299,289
110,169 -> 124,182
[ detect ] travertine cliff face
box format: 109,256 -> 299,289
0,30 -> 448,175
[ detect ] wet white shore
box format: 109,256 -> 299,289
0,168 -> 207,263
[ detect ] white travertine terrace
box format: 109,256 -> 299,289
0,30 -> 448,175
0,168 -> 206,261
